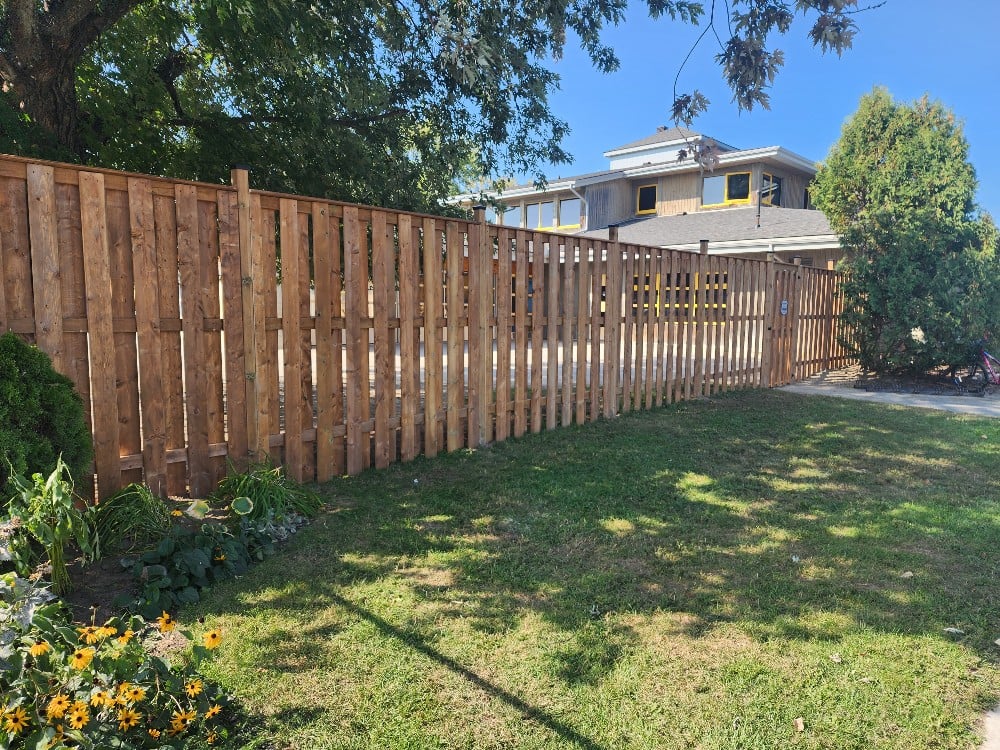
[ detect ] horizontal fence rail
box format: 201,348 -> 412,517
0,154 -> 852,499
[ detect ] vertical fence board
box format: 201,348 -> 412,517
423,217 -> 443,456
513,230 -> 529,438
575,239 -> 590,424
589,243 -> 604,420
398,213 -> 419,461
313,202 -> 340,478
79,173 -> 121,497
620,246 -> 635,413
372,210 -> 394,469
175,185 -> 211,496
197,197 -> 226,486
279,199 -> 304,479
55,182 -> 93,492
445,221 -> 464,451
545,235 -> 560,429
27,165 -> 64,370
343,206 -> 367,474
495,227 -> 512,441
529,236 -> 544,432
560,239 -> 574,427
127,178 -> 167,497
1,176 -> 32,334
252,196 -> 277,462
297,204 -> 316,481
218,189 -> 249,475
152,194 -> 185,494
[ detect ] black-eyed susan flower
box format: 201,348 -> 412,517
184,678 -> 203,698
3,706 -> 30,734
203,628 -> 222,649
97,625 -> 117,639
68,704 -> 89,730
77,625 -> 101,644
148,728 -> 161,739
207,729 -> 220,744
29,639 -> 51,657
204,703 -> 222,720
117,629 -> 135,644
157,611 -> 176,632
69,646 -> 95,670
171,509 -> 183,517
170,708 -> 196,731
124,685 -> 146,703
89,690 -> 112,708
46,694 -> 71,720
117,707 -> 140,731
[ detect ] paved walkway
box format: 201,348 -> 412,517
780,366 -> 1000,418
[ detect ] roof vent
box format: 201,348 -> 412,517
656,125 -> 667,132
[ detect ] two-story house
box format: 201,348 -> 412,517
457,126 -> 841,268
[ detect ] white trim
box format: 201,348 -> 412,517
662,233 -> 840,255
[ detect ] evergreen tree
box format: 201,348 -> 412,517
812,88 -> 1000,374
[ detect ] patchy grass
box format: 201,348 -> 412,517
191,390 -> 1000,749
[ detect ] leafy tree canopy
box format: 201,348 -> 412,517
1,0 -> 876,210
811,87 -> 1000,374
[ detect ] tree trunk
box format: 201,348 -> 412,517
0,0 -> 143,158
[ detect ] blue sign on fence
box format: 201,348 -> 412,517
780,299 -> 788,316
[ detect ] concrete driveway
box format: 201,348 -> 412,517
780,367 -> 1000,419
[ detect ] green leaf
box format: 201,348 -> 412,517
230,495 -> 254,515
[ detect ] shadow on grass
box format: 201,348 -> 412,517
327,590 -> 610,750
194,390 -> 1000,743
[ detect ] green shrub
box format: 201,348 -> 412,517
0,332 -> 92,496
0,572 -> 232,748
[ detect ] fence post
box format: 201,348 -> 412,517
603,225 -> 622,418
231,166 -> 261,463
761,251 -> 776,388
470,206 -> 493,446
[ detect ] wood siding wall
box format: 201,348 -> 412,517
0,154 -> 851,499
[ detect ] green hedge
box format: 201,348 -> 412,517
0,332 -> 92,496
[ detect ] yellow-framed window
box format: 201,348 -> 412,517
636,184 -> 657,215
702,172 -> 752,207
761,173 -> 782,206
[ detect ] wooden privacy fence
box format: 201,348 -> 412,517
0,154 -> 852,499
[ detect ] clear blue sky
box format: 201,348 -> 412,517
536,0 -> 1000,218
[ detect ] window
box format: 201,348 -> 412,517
485,207 -> 498,223
503,206 -> 521,227
526,203 -> 539,228
526,201 -> 555,228
539,201 -> 555,228
558,197 -> 581,228
636,184 -> 657,215
702,172 -> 752,206
761,173 -> 782,206
803,188 -> 813,210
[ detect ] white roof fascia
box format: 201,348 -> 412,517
663,234 -> 840,254
604,136 -> 739,159
622,146 -> 817,179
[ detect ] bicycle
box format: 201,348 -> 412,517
964,340 -> 1000,395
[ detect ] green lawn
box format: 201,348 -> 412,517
191,390 -> 1000,749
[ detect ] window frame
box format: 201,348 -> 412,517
761,173 -> 782,207
636,184 -> 657,215
702,171 -> 753,207
557,197 -> 581,230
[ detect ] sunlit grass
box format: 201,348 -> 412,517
191,389 -> 1000,749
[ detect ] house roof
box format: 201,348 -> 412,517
580,206 -> 838,255
604,126 -> 704,154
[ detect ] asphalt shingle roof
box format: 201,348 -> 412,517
605,127 -> 703,153
580,206 -> 834,246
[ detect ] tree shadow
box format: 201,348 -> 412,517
193,390 -> 1000,743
